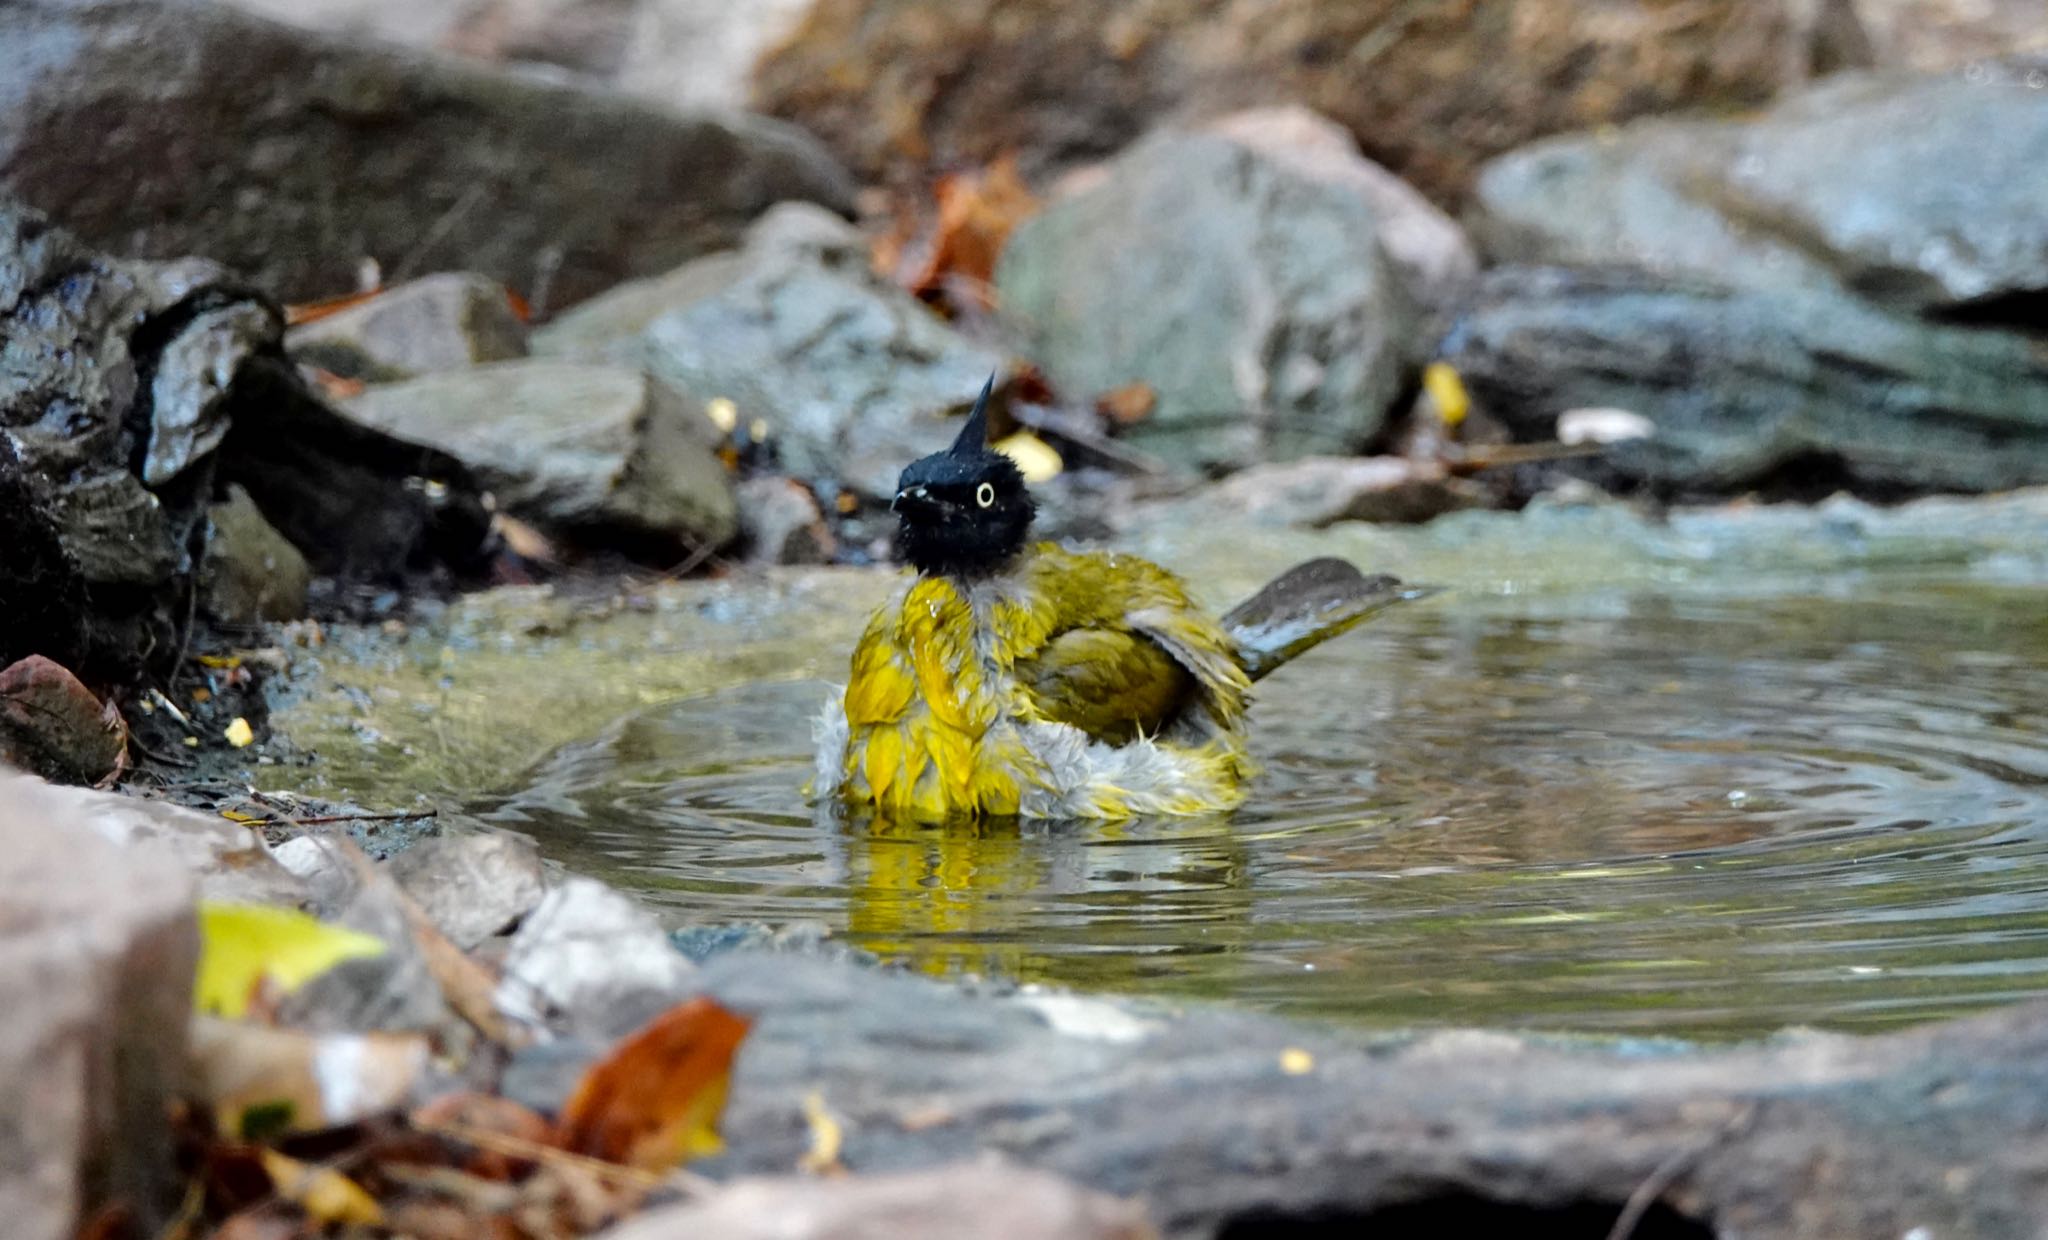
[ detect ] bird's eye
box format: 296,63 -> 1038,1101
975,482 -> 995,508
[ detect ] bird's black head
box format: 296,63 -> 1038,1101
892,376 -> 1035,578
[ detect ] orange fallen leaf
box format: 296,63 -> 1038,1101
284,287 -> 383,327
890,156 -> 1040,315
1096,382 -> 1157,427
553,997 -> 751,1172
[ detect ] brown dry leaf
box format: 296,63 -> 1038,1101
900,156 -> 1040,313
553,997 -> 752,1172
1096,382 -> 1157,427
284,287 -> 382,327
257,1149 -> 383,1227
304,366 -> 368,401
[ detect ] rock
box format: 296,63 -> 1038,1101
0,437 -> 89,672
10,774 -> 310,906
753,0 -> 1870,202
341,361 -> 738,556
0,0 -> 855,309
279,855 -> 460,1035
1440,266 -> 2048,495
387,830 -> 549,950
1197,457 -> 1489,528
0,768 -> 197,1240
495,878 -> 696,1040
1200,107 -> 1477,309
735,476 -> 835,565
996,132 -> 1420,472
221,0 -> 814,114
1,199 -> 492,671
1472,61 -> 2048,315
1856,0 -> 2048,69
0,657 -> 126,786
597,1157 -> 1157,1240
199,485 -> 312,624
287,273 -> 528,382
580,203 -> 1006,498
497,948 -> 2048,1237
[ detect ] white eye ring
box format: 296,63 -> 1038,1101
975,482 -> 995,508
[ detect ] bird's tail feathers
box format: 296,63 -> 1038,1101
1221,557 -> 1436,681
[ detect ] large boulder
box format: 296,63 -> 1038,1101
1471,60 -> 2048,316
0,0 -> 855,309
752,0 -> 1871,202
0,769 -> 200,1240
539,203 -> 1005,499
997,132 -> 1420,472
341,360 -> 738,555
1440,266 -> 2048,496
0,199 -> 490,674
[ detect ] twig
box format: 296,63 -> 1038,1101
278,809 -> 439,828
127,735 -> 195,769
167,575 -> 201,694
414,1116 -> 717,1199
1606,1103 -> 1757,1240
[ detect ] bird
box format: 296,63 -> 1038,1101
813,376 -> 1430,822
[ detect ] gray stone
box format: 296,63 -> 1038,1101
278,855 -> 459,1035
387,829 -> 548,949
1201,107 -> 1478,310
495,878 -> 695,1040
17,776 -> 310,907
0,768 -> 197,1240
1472,60 -> 2048,315
199,485 -> 312,624
597,1157 -> 1156,1240
341,360 -> 737,553
1194,456 -> 1489,528
0,0 -> 856,309
287,273 -> 528,381
997,132 -> 1421,473
735,476 -> 834,565
619,204 -> 1005,498
1441,266 -> 2048,495
512,947 -> 2048,1238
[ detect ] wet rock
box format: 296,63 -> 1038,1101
1196,457 -> 1488,528
0,0 -> 855,309
341,360 -> 737,556
387,830 -> 549,950
287,273 -> 528,382
536,949 -> 2048,1238
495,878 -> 696,1040
735,476 -> 835,565
199,485 -> 312,624
0,437 -> 88,671
0,656 -> 126,786
598,1157 -> 1157,1240
1441,266 -> 2048,495
1472,60 -> 2048,316
1,199 -> 491,666
754,0 -> 1868,202
594,204 -> 1004,498
0,770 -> 197,1240
1201,107 -> 1477,309
997,132 -> 1420,472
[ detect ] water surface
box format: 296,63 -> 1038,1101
482,567 -> 2048,1039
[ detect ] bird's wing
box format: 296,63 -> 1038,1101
1013,547 -> 1250,740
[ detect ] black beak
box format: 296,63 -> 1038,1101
891,484 -> 942,518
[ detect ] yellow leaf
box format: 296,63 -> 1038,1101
1423,361 -> 1470,428
799,1090 -> 845,1176
257,1149 -> 383,1226
223,717 -> 255,748
195,902 -> 387,1019
220,809 -> 267,825
993,431 -> 1062,483
1279,1047 -> 1315,1076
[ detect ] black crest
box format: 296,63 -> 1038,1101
891,375 -> 1035,578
